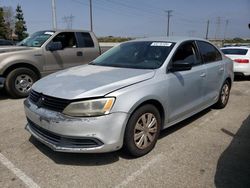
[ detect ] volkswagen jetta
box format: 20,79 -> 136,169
24,37 -> 233,157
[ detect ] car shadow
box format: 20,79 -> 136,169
29,136 -> 121,166
234,75 -> 250,82
28,108 -> 214,166
214,115 -> 250,187
159,108 -> 212,139
0,89 -> 9,100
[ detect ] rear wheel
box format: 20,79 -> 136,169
5,68 -> 38,98
214,80 -> 231,109
124,104 -> 161,157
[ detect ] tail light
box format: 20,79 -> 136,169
234,59 -> 249,63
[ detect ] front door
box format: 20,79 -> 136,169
166,41 -> 206,123
43,32 -> 86,73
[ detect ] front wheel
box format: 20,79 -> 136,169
5,68 -> 38,98
124,104 -> 161,157
214,80 -> 231,109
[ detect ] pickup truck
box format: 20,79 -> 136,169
0,30 -> 101,98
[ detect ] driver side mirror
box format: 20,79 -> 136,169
168,61 -> 192,72
47,41 -> 63,51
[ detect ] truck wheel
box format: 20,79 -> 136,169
124,104 -> 161,157
5,68 -> 38,98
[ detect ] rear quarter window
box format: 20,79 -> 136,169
76,32 -> 94,47
197,41 -> 222,63
221,48 -> 248,55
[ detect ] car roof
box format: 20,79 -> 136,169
132,36 -> 208,43
35,29 -> 93,33
221,46 -> 250,50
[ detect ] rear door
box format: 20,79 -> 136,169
66,32 -> 100,69
196,41 -> 224,105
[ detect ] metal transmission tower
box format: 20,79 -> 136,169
51,0 -> 57,30
63,14 -> 74,29
165,10 -> 173,37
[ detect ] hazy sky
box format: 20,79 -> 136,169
0,0 -> 249,39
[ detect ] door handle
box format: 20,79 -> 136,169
219,67 -> 224,72
76,51 -> 83,56
200,73 -> 206,77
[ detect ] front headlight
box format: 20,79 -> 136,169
62,98 -> 115,117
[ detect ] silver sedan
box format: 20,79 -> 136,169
24,37 -> 234,157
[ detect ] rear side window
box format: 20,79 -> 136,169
197,41 -> 222,63
221,48 -> 248,55
76,32 -> 94,47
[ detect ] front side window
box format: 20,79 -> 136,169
91,41 -> 175,69
172,41 -> 199,66
52,32 -> 76,48
197,41 -> 222,63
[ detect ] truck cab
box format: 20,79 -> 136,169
0,30 -> 101,98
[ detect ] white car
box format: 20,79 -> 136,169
221,46 -> 250,76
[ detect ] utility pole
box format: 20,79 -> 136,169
51,0 -> 57,30
223,19 -> 229,40
165,10 -> 173,37
222,19 -> 229,46
205,20 -> 210,39
89,0 -> 93,31
215,16 -> 221,39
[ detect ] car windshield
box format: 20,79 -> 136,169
17,31 -> 55,47
91,41 -> 175,69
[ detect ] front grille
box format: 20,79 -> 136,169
29,90 -> 71,112
27,118 -> 103,148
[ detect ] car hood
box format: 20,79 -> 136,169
0,46 -> 34,54
32,65 -> 155,100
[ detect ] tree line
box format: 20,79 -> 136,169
0,4 -> 28,41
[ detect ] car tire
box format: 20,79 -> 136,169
214,80 -> 231,109
124,104 -> 161,157
5,68 -> 38,98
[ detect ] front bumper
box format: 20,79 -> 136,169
0,77 -> 5,88
24,99 -> 129,153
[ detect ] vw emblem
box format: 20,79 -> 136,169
36,96 -> 45,108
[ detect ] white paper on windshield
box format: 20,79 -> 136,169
44,31 -> 54,35
151,42 -> 172,47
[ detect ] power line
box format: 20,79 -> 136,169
102,0 -> 164,17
